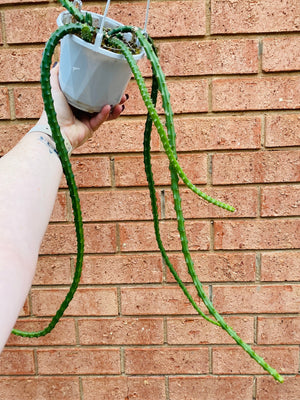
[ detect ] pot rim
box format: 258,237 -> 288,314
57,10 -> 145,61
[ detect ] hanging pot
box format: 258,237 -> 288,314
57,10 -> 145,113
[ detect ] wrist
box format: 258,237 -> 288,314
28,123 -> 73,156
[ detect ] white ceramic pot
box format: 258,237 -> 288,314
57,11 -> 145,113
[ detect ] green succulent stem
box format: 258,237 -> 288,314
11,2 -> 284,383
12,23 -> 84,338
108,29 -> 234,213
107,29 -> 283,383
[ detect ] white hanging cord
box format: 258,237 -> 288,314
144,0 -> 151,32
73,0 -> 82,12
95,0 -> 111,48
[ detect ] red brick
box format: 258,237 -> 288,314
0,349 -> 34,375
167,316 -> 254,344
76,115 -> 261,155
109,1 -> 206,38
79,190 -> 155,221
169,376 -> 253,400
31,287 -> 118,316
50,192 -> 67,221
18,298 -> 30,317
78,317 -> 164,345
14,87 -> 43,119
121,286 -> 208,315
212,77 -> 300,111
213,151 -> 300,184
257,316 -> 300,345
61,157 -> 111,188
261,185 -> 300,216
80,254 -> 163,284
263,37 -> 300,72
5,8 -> 60,44
166,252 -> 256,283
0,87 -> 10,119
32,256 -> 72,285
214,220 -> 300,250
73,118 -> 160,155
114,154 -> 207,187
211,0 -> 300,34
6,318 -> 76,347
164,187 -> 258,219
257,375 -> 300,400
159,39 -> 258,76
265,114 -> 300,147
213,346 -> 298,375
40,223 -> 116,254
0,0 -> 49,4
120,220 -> 210,252
125,347 -> 209,375
82,376 -> 166,400
0,49 -> 42,82
261,252 -> 300,281
212,285 -> 300,314
0,124 -> 30,155
124,79 -> 209,115
174,116 -> 261,151
0,377 -> 80,400
37,348 -> 120,375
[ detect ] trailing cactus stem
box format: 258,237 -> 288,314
10,5 -> 283,381
108,33 -> 234,212
108,31 -> 283,383
58,0 -> 86,24
143,73 -> 220,327
12,24 -> 85,337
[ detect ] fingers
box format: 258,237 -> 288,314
107,103 -> 125,120
49,63 -> 60,91
107,94 -> 129,120
119,93 -> 129,105
90,94 -> 129,128
89,105 -> 111,132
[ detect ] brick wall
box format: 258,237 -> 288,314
0,0 -> 299,399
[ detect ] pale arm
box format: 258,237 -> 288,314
0,65 -> 126,352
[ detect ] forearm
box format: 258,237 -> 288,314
0,131 -> 63,351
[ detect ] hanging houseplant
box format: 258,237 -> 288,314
11,0 -> 284,384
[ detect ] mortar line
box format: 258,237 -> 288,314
165,375 -> 170,400
110,156 -> 116,188
206,0 -> 212,37
79,376 -> 84,400
8,88 -> 16,120
253,376 -> 257,400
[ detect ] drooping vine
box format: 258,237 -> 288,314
11,0 -> 283,383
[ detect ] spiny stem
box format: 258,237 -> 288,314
108,30 -> 234,213
58,0 -> 86,24
12,24 -> 84,337
143,70 -> 220,326
108,30 -> 283,383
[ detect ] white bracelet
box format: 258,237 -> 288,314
28,124 -> 73,156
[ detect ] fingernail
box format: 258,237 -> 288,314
125,94 -> 129,100
52,61 -> 58,69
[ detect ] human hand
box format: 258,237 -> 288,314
38,63 -> 128,150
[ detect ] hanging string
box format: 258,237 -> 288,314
144,0 -> 151,32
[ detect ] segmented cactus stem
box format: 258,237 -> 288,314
108,29 -> 283,383
12,24 -> 84,338
11,4 -> 283,382
58,0 -> 86,24
108,30 -> 234,213
143,68 -> 220,326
